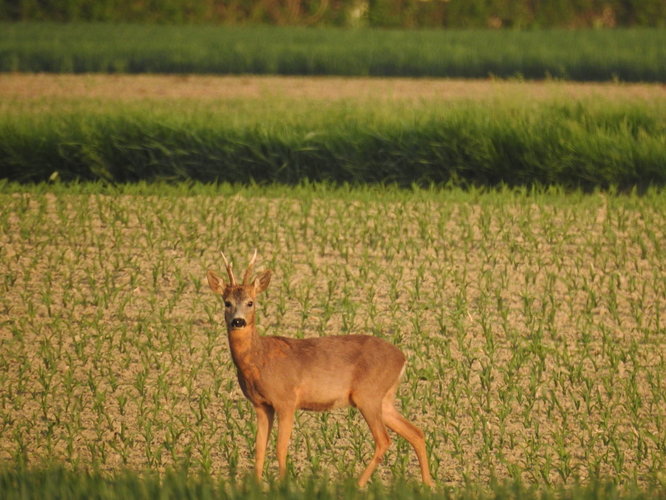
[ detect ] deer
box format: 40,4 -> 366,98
206,250 -> 434,487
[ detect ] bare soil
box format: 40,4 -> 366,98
2,73 -> 664,102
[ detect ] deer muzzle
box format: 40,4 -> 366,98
231,318 -> 247,329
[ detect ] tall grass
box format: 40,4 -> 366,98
1,23 -> 665,81
1,97 -> 664,188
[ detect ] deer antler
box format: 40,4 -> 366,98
221,251 -> 236,286
243,249 -> 258,285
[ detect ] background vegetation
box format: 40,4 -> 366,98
1,0 -> 665,28
2,24 -> 665,81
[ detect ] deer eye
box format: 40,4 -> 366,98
224,301 -> 232,308
247,301 -> 253,307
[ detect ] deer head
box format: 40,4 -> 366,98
207,250 -> 271,332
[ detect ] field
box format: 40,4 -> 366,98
2,75 -> 665,188
1,24 -> 665,81
1,180 -> 665,496
1,66 -> 666,498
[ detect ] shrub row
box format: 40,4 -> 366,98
1,0 -> 665,28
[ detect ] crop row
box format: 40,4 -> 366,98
1,24 -> 665,81
1,96 -> 665,188
1,183 -> 664,489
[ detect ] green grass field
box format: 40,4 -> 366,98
2,78 -> 665,188
1,181 -> 665,498
1,23 -> 665,81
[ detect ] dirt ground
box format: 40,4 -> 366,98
2,73 -> 664,102
1,190 -> 664,486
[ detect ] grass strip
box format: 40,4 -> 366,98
1,98 -> 664,189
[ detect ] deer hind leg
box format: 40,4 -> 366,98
381,389 -> 434,487
254,404 -> 275,479
356,402 -> 391,487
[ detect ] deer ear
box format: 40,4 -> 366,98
254,270 -> 271,294
207,270 -> 225,294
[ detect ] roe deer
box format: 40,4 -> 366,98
207,251 -> 434,487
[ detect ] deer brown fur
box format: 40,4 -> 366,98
207,251 -> 433,487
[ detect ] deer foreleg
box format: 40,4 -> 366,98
275,407 -> 295,480
254,404 -> 275,479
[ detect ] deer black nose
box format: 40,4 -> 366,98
231,318 -> 246,328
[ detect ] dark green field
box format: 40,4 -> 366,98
1,23 -> 665,81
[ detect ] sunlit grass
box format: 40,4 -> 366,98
1,95 -> 664,187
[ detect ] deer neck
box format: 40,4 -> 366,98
227,324 -> 263,379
